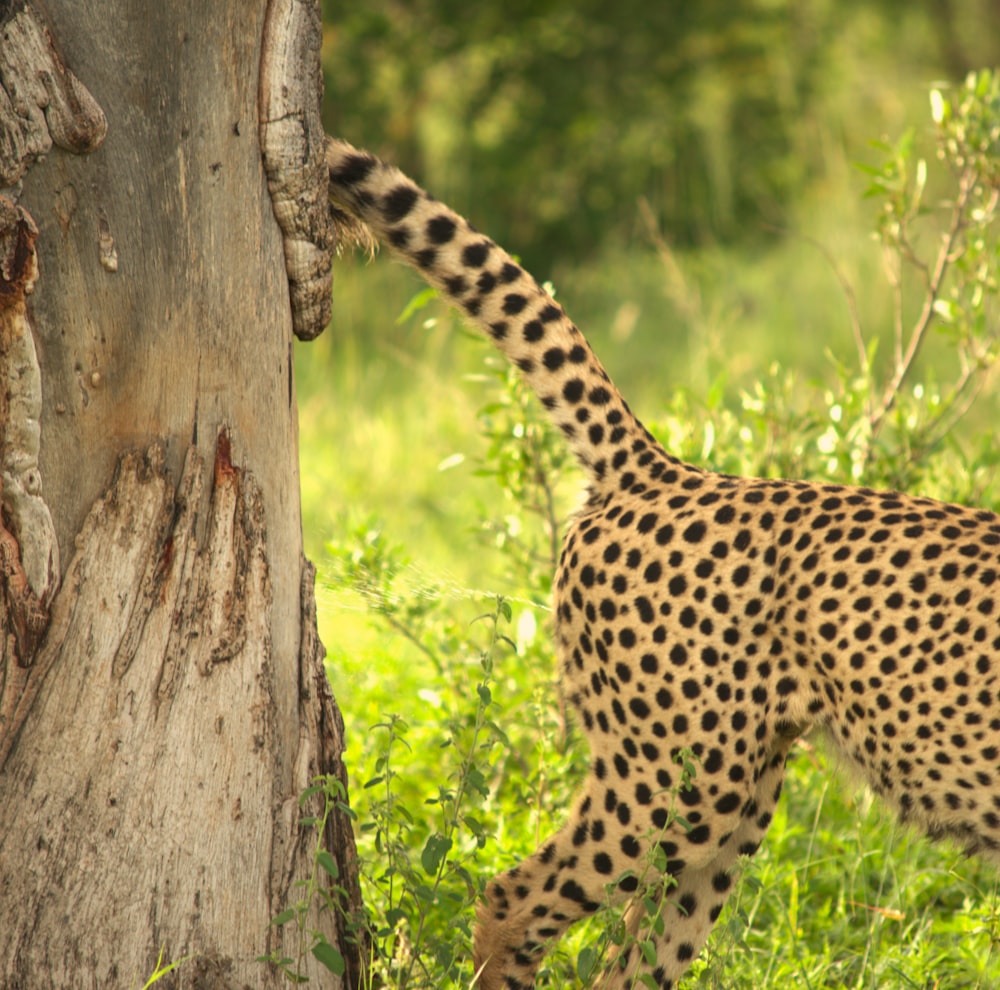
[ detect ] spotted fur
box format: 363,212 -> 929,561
326,137 -> 1000,989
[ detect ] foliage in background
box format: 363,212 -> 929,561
322,0 -> 1000,267
290,73 -> 1000,987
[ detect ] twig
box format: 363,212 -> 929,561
793,228 -> 868,377
869,167 -> 977,438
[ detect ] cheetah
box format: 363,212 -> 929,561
325,137 -> 1000,989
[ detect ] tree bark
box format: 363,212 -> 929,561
0,2 -> 362,987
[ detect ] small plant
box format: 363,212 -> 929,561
135,946 -> 194,989
277,531 -> 526,989
257,774 -> 350,983
824,68 -> 1000,489
354,596 -> 512,989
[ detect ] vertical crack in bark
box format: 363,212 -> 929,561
114,446 -> 198,685
0,1 -> 107,187
148,447 -> 204,716
203,429 -> 252,669
150,433 -> 268,717
259,0 -> 336,341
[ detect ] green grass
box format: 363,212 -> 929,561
295,106 -> 1000,986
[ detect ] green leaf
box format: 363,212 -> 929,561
414,883 -> 437,903
577,945 -> 598,981
298,783 -> 324,805
311,940 -> 346,976
270,908 -> 297,927
317,850 -> 339,879
485,719 -> 511,745
396,286 -> 439,324
421,832 -> 453,875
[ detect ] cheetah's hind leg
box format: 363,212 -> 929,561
594,744 -> 792,990
472,742 -> 789,989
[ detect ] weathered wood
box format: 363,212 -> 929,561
0,440 -> 359,986
0,1 -> 362,985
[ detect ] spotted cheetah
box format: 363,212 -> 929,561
325,137 -> 1000,990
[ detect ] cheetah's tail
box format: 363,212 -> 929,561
325,137 -> 670,491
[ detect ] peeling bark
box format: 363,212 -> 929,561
0,0 -> 107,188
260,0 -> 337,341
0,197 -> 58,601
0,195 -> 57,763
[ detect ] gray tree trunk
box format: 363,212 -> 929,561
0,2 -> 362,987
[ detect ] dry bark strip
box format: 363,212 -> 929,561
0,439 -> 362,987
259,0 -> 337,341
0,196 -> 58,766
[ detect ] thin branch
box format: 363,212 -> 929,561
922,341 -> 998,452
639,197 -> 705,328
869,167 -> 977,438
882,241 -> 905,369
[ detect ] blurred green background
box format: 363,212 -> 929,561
319,0 -> 999,263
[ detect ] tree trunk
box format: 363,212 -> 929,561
0,2 -> 362,987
